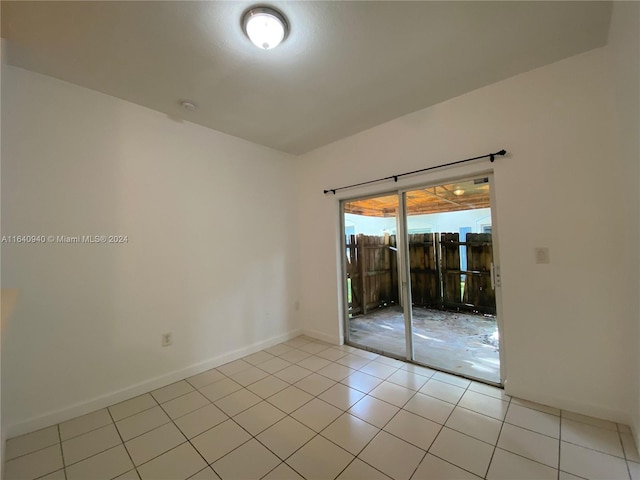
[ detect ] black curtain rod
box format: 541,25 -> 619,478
323,149 -> 507,195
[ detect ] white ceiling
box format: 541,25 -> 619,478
1,1 -> 612,155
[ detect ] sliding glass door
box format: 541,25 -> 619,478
342,193 -> 406,359
342,176 -> 502,385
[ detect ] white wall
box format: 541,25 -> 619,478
607,1 -> 640,445
296,46 -> 637,424
1,66 -> 300,436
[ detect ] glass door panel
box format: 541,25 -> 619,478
404,178 -> 501,384
342,193 -> 406,359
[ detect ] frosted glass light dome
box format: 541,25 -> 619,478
243,7 -> 288,50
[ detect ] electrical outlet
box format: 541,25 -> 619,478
535,247 -> 550,264
161,332 -> 172,347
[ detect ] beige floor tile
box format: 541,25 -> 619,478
66,445 -> 133,480
359,362 -> 398,379
228,366 -> 269,387
321,413 -> 379,455
412,454 -> 481,479
291,398 -> 343,432
116,406 -> 171,441
403,392 -> 454,425
151,381 -> 194,403
242,350 -> 275,366
247,375 -> 290,399
319,383 -> 366,410
279,349 -> 312,363
401,364 -> 436,377
39,470 -> 67,480
214,388 -> 261,416
259,357 -> 293,374
497,423 -> 559,468
284,337 -> 312,348
341,371 -> 383,394
506,403 -> 560,438
419,379 -> 466,404
511,397 -> 560,416
316,347 -> 348,362
348,395 -> 399,428
295,373 -> 337,396
458,390 -> 509,421
560,441 -> 629,479
350,349 -> 379,360
618,424 -> 632,434
430,427 -> 493,477
629,461 -> 640,480
274,365 -> 313,384
174,404 -> 228,439
125,422 -> 186,465
263,343 -> 293,356
267,386 -> 313,413
359,431 -> 424,480
191,419 -> 251,463
286,435 -> 354,480
558,472 -> 584,480
562,411 -> 618,431
4,444 -> 63,480
369,382 -> 415,407
487,448 -> 558,480
622,433 -> 640,462
385,370 -> 429,391
62,423 -> 122,465
199,378 -> 243,402
262,462 -> 304,480
186,369 -> 225,390
298,341 -> 332,355
212,439 -> 281,480
233,401 -> 286,435
336,459 -> 391,480
432,371 -> 471,388
373,357 -> 405,368
561,418 -> 625,457
445,406 -> 502,445
59,408 -> 113,441
162,391 -> 210,419
113,470 -> 141,480
335,353 -> 372,370
188,467 -> 221,480
383,409 -> 440,451
5,425 -> 59,460
138,442 -> 207,480
298,355 -> 332,372
468,382 -> 509,401
318,363 -> 356,381
109,394 -> 157,422
216,359 -> 252,376
256,417 -> 315,460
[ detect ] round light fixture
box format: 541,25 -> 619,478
242,6 -> 288,50
179,100 -> 197,111
453,188 -> 465,196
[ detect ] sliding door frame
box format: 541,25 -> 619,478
339,172 -> 505,385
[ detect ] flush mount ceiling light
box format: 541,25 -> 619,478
242,6 -> 288,50
453,188 -> 465,196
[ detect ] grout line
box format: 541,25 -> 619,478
57,424 -> 68,480
483,395 -> 510,479
106,404 -> 138,477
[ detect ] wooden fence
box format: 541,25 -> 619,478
346,232 -> 495,316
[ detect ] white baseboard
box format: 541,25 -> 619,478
301,328 -> 342,345
504,384 -> 632,427
5,329 -> 302,438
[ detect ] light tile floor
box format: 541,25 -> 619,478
5,336 -> 639,480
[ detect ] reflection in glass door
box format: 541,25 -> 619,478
404,177 -> 500,384
342,193 -> 406,359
